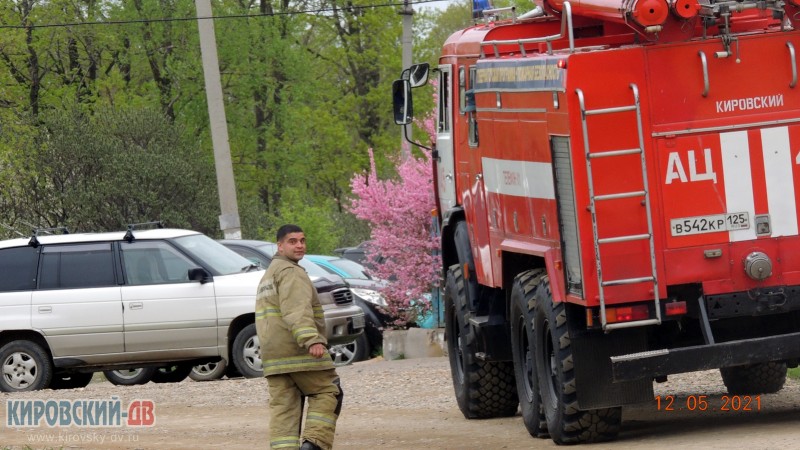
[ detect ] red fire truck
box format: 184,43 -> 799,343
393,0 -> 800,443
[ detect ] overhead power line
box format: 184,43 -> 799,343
0,0 -> 450,30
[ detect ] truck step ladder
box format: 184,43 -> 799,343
576,84 -> 662,331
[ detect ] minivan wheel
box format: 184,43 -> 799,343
232,324 -> 263,378
190,361 -> 228,381
50,372 -> 94,390
0,340 -> 53,392
103,368 -> 156,386
151,364 -> 193,383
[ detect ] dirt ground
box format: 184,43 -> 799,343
2,357 -> 800,449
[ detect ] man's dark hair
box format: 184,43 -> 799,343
276,224 -> 304,242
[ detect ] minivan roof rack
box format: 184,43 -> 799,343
123,221 -> 165,243
28,227 -> 70,248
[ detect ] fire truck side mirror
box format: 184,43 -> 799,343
407,63 -> 430,88
393,79 -> 413,125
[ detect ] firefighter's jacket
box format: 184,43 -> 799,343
256,255 -> 334,376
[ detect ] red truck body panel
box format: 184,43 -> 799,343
442,11 -> 800,310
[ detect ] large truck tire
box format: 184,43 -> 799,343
445,264 -> 519,419
533,276 -> 621,444
720,362 -> 787,395
510,269 -> 549,438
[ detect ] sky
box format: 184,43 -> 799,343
415,0 -> 454,11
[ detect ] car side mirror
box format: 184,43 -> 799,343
188,267 -> 212,284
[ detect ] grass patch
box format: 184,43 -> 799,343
788,367 -> 800,380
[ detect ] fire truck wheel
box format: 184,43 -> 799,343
445,264 -> 519,419
720,362 -> 787,395
510,269 -> 549,438
533,276 -> 621,444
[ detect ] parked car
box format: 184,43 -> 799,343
0,226 -> 364,392
219,240 -> 367,367
333,241 -> 384,270
305,255 -> 390,361
116,240 -> 367,384
308,255 -> 442,350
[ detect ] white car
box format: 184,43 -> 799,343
0,227 -> 365,391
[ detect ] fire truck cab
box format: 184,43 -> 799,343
395,0 -> 800,444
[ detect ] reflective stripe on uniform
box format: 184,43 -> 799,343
270,435 -> 300,449
262,355 -> 334,375
293,326 -> 318,340
306,411 -> 336,427
256,307 -> 282,320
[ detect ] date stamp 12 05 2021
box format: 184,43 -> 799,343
655,395 -> 762,412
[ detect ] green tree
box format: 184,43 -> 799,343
414,0 -> 473,68
0,0 -> 452,249
212,0 -> 323,218
272,187 -> 342,254
0,0 -> 66,116
104,0 -> 202,120
0,105 -> 218,237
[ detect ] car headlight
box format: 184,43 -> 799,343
350,288 -> 387,307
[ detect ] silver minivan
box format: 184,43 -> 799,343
0,228 -> 365,391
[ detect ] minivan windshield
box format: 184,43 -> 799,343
172,234 -> 258,276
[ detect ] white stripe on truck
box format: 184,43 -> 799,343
720,130 -> 757,242
482,157 -> 556,200
761,126 -> 798,237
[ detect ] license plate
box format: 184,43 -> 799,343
352,314 -> 365,329
670,212 -> 750,237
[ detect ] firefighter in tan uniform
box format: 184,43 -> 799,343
256,224 -> 343,450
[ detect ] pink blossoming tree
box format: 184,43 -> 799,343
348,102 -> 441,326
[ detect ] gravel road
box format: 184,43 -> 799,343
1,357 -> 799,449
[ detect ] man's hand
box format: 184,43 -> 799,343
309,343 -> 326,358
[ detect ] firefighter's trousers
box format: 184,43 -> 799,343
267,369 -> 343,450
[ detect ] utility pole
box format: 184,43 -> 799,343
400,0 -> 414,160
195,0 -> 242,239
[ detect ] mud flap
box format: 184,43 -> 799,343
571,327 -> 653,409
